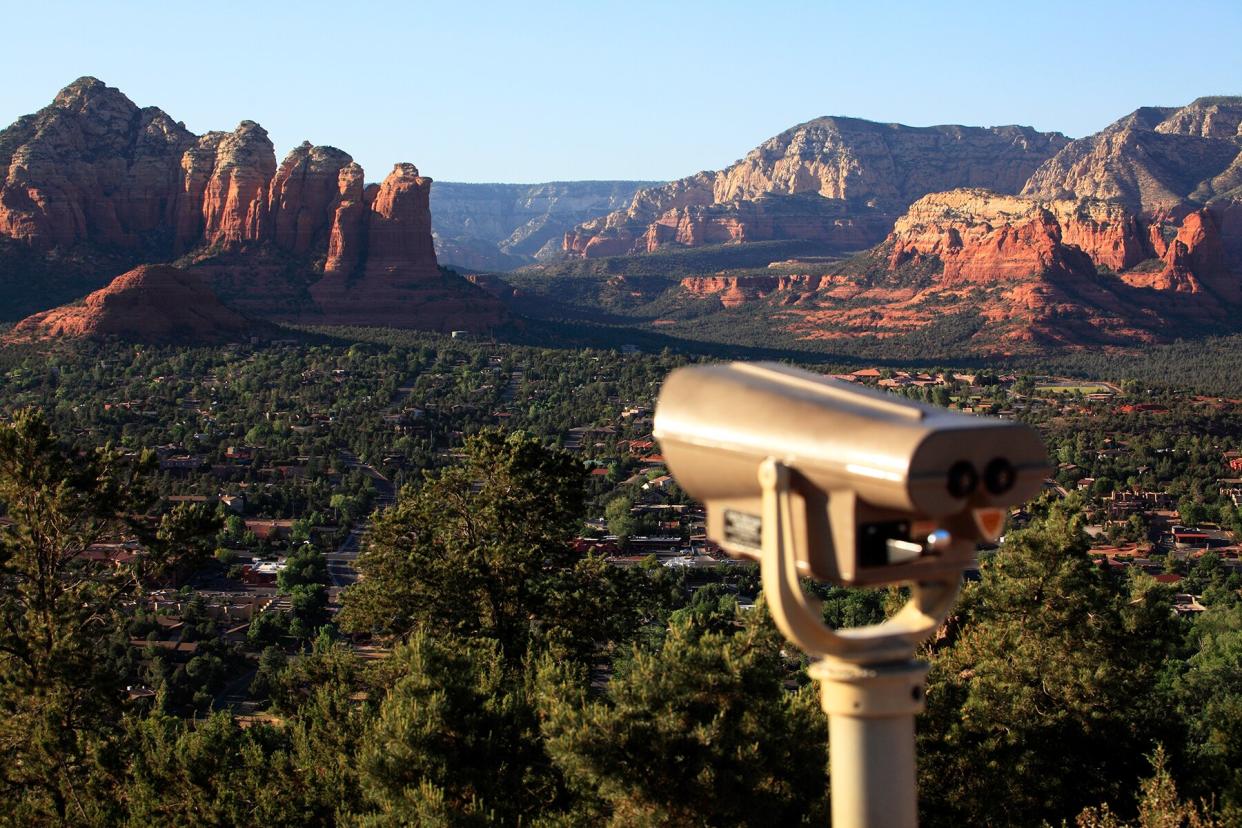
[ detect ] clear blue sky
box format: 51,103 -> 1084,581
2,0 -> 1239,183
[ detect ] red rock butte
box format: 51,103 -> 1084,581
4,80 -> 1241,351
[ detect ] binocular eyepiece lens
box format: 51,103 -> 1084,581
984,458 -> 1016,495
946,461 -> 979,498
946,459 -> 1016,498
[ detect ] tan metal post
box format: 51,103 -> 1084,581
810,658 -> 928,828
758,458 -> 954,827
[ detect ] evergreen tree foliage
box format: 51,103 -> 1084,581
917,496 -> 1183,826
0,410 -> 154,821
1077,746 -> 1226,828
1,396 -> 1239,826
354,631 -> 551,825
539,606 -> 829,826
339,429 -> 586,662
1174,603 -> 1242,813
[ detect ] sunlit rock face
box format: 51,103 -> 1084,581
562,117 -> 1069,258
310,163 -> 505,331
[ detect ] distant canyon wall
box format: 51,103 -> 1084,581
431,180 -> 656,270
561,119 -> 1069,258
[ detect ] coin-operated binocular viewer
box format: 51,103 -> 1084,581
654,363 -> 1048,828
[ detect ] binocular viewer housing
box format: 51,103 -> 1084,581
654,362 -> 1049,587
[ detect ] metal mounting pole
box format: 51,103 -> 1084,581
758,458 -> 951,828
652,365 -> 1046,828
809,657 -> 928,828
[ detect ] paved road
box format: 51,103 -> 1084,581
327,527 -> 365,588
328,385 -> 409,590
339,449 -> 396,504
328,459 -> 388,594
1044,479 -> 1071,498
213,667 -> 258,712
206,386 -> 418,712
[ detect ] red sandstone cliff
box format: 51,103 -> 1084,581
1017,96 -> 1242,298
323,162 -> 369,277
572,98 -> 1242,354
884,190 -> 1144,284
679,274 -> 827,308
267,142 -> 355,255
669,185 -> 1239,353
0,78 -> 503,332
5,264 -> 250,343
198,122 -> 277,249
308,164 -> 504,330
1127,208 -> 1238,301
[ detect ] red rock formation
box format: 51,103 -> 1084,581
323,163 -> 368,276
573,99 -> 1237,353
308,165 -> 504,331
363,163 -> 437,272
267,143 -> 354,255
880,189 -> 1242,314
563,118 -> 1068,258
660,186 -> 1236,354
1013,97 -> 1242,322
176,134 -> 336,255
0,77 -> 195,250
1,78 -> 503,333
5,264 -> 250,343
199,121 -> 276,248
885,190 -> 1142,284
680,274 -> 825,307
1058,207 -> 1149,271
173,133 -> 224,254
1141,209 -> 1235,300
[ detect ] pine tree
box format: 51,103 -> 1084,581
353,631 -> 548,824
539,606 -> 829,826
339,428 -> 596,663
0,410 -> 144,821
1175,603 -> 1242,813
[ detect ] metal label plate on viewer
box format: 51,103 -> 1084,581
723,509 -> 762,552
